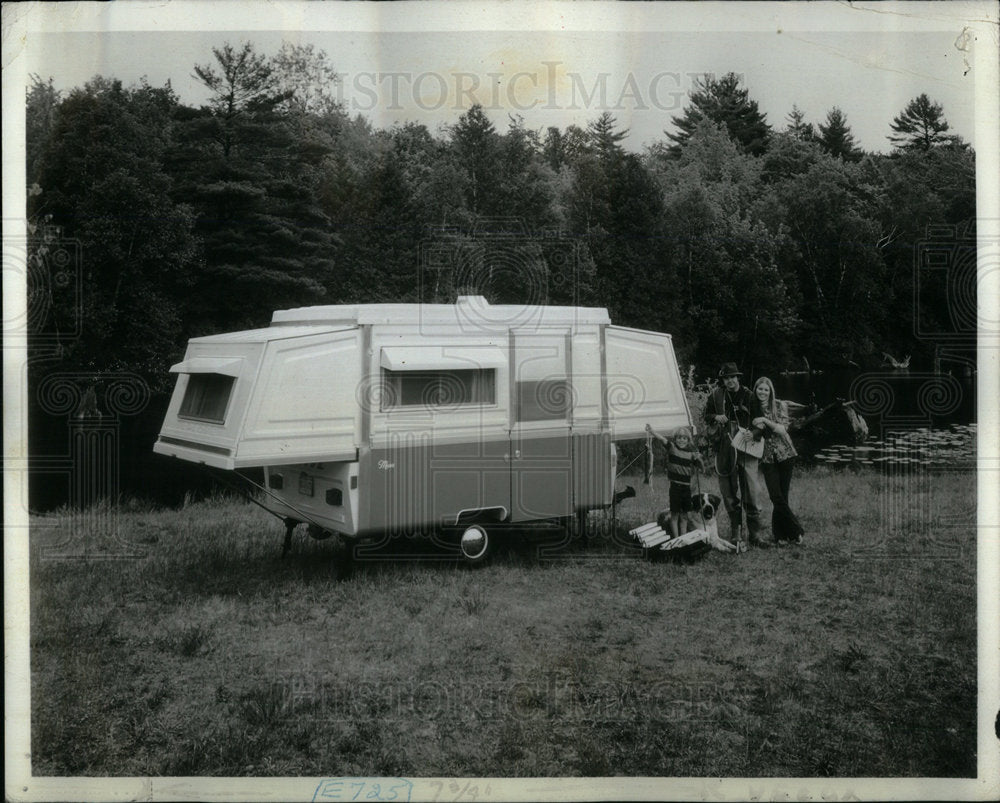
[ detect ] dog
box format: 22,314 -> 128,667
691,492 -> 721,531
691,492 -> 740,552
656,492 -> 721,533
656,492 -> 737,553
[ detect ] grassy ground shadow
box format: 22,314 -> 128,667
29,466 -> 977,777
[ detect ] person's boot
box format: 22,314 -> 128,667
732,524 -> 748,554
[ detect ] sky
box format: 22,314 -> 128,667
16,3 -> 986,154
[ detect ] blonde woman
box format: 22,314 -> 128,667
751,376 -> 805,545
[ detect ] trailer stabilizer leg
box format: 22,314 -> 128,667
282,518 -> 299,558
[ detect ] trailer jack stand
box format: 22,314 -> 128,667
281,518 -> 300,558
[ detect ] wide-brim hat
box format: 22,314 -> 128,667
718,362 -> 742,378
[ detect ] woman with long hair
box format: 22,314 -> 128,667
751,376 -> 805,545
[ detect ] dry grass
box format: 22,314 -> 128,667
29,467 -> 976,777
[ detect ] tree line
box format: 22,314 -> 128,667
26,43 -> 975,397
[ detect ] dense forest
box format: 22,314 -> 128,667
26,42 -> 976,396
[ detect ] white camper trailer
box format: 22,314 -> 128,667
154,296 -> 691,560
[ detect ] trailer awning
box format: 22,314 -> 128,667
169,357 -> 244,376
380,346 -> 507,372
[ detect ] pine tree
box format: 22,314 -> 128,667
818,107 -> 862,161
450,104 -> 501,214
666,72 -> 772,157
889,94 -> 958,151
586,112 -> 628,160
173,42 -> 337,332
191,43 -> 291,156
542,126 -> 565,171
786,105 -> 816,142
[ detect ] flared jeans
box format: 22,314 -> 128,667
760,457 -> 805,542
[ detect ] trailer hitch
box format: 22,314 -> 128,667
200,465 -> 327,558
282,517 -> 301,558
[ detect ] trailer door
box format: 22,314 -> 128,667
604,325 -> 691,439
510,329 -> 574,521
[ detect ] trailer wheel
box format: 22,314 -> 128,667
459,523 -> 491,564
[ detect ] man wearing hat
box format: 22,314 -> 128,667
703,362 -> 767,549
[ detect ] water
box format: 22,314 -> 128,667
771,366 -> 977,469
813,423 -> 977,469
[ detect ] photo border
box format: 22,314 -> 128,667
4,2 -> 998,800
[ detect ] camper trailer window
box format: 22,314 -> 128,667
178,373 -> 235,423
382,369 -> 495,410
517,379 -> 570,422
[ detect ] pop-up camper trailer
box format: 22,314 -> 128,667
154,296 -> 691,560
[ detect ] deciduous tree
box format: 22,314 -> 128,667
770,154 -> 886,362
31,78 -> 197,384
26,75 -> 61,183
652,121 -> 797,369
270,42 -> 343,116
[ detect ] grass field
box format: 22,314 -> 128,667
29,465 -> 976,778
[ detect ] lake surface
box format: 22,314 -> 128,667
813,423 -> 977,469
774,366 -> 977,469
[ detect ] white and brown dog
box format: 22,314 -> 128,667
657,492 -> 738,553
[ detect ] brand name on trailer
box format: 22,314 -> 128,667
377,460 -> 396,470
